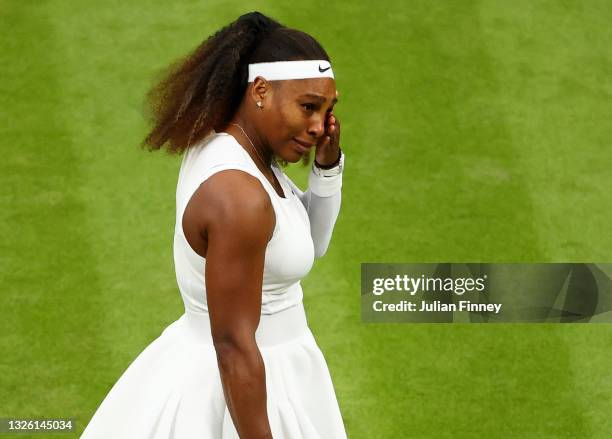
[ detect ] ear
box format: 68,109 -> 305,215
249,77 -> 271,105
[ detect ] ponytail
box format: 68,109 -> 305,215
141,11 -> 329,155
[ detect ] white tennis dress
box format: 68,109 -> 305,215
80,131 -> 348,439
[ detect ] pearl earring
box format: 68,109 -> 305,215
256,101 -> 263,109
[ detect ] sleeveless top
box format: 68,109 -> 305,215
173,131 -> 315,315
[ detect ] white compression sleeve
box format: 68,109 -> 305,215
284,161 -> 343,258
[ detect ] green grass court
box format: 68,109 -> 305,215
2,0 -> 611,437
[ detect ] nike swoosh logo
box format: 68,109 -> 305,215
319,65 -> 331,73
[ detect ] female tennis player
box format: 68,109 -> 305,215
80,11 -> 348,439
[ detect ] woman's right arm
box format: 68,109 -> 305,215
183,170 -> 276,439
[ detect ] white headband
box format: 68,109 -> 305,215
247,60 -> 334,82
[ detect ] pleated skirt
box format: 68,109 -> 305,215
80,302 -> 348,439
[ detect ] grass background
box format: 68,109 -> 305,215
1,0 -> 611,437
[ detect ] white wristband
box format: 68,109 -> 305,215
311,151 -> 344,177
308,152 -> 344,197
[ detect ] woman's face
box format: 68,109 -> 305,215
258,78 -> 337,162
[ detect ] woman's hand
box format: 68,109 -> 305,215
314,92 -> 341,166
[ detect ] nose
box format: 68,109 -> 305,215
307,115 -> 326,141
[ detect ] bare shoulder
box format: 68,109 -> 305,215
182,170 -> 276,257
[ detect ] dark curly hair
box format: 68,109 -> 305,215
140,11 -> 331,165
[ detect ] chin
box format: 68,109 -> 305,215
279,154 -> 303,164
278,145 -> 309,163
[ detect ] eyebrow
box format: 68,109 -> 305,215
300,93 -> 338,104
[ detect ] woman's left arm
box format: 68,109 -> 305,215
286,108 -> 344,258
284,157 -> 343,258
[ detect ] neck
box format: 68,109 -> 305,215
227,119 -> 273,169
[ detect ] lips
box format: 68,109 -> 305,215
293,138 -> 313,153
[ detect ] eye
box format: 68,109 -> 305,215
301,103 -> 315,112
